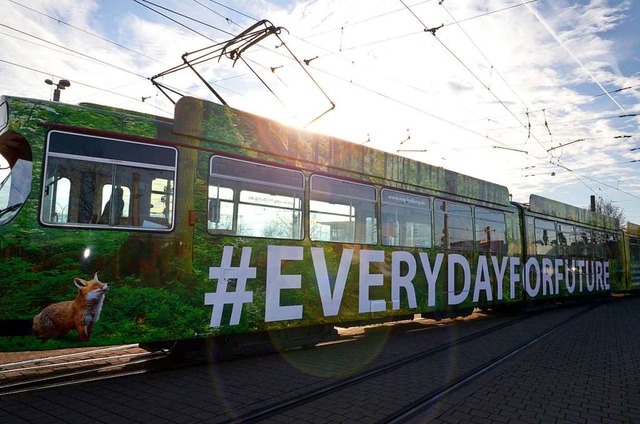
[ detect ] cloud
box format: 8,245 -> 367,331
1,0 -> 639,224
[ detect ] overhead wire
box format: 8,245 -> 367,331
399,1 -> 528,133
191,0 -> 242,28
308,62 -> 525,151
0,1 -> 199,112
202,0 -> 259,22
4,0 -> 638,206
394,0 -> 639,202
132,0 -> 225,41
438,1 -> 552,155
0,58 -> 172,115
265,2 -> 538,145
258,1 -> 638,203
193,0 -> 549,150
544,85 -> 637,112
121,1 -> 640,209
293,0 -> 636,180
8,0 -> 168,65
304,0 -> 538,41
477,85 -> 639,131
0,23 -> 148,79
286,2 -> 542,146
520,0 -> 626,112
488,108 -> 640,133
210,0 -> 538,144
7,0 -> 630,149
396,0 -> 565,177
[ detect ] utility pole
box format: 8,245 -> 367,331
45,79 -> 71,102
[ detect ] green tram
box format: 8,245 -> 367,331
0,95 -> 635,352
623,223 -> 640,288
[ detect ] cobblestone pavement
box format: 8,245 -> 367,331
1,297 -> 638,423
407,296 -> 640,424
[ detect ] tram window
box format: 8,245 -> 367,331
208,186 -> 234,232
149,177 -> 173,221
556,223 -> 576,255
41,177 -> 70,223
534,219 -> 557,255
381,189 -> 431,248
594,231 -> 606,258
474,208 -> 507,253
630,238 -> 640,262
310,175 -> 377,244
41,131 -> 176,231
0,130 -> 33,226
604,232 -> 620,259
208,156 -> 304,239
434,200 -> 473,251
576,227 -> 593,257
0,100 -> 7,132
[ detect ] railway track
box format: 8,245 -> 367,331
221,303 -> 603,423
0,309 -> 494,398
0,344 -> 172,396
383,304 -> 599,424
0,301 -> 605,424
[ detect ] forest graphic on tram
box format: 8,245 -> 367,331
0,95 -> 638,351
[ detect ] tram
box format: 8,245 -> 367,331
0,94 -> 636,352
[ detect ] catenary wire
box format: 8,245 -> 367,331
8,0 -> 168,65
6,1 -> 640,206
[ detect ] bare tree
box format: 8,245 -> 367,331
590,196 -> 626,227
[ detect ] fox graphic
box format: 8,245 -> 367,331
33,273 -> 109,342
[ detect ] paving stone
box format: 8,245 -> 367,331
2,298 -> 640,423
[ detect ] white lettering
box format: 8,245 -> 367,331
265,245 -> 303,322
586,261 -> 595,292
473,256 -> 493,302
211,245 -> 617,325
525,257 -> 540,297
391,251 -> 418,310
419,252 -> 444,307
566,260 -> 576,294
311,247 -> 352,317
554,259 -> 564,295
492,256 -> 508,301
359,250 -> 385,313
542,258 -> 554,295
448,254 -> 470,305
595,261 -> 602,290
576,260 -> 585,292
510,257 -> 521,299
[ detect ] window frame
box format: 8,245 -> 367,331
380,188 -> 432,248
474,207 -> 508,254
534,218 -> 558,255
629,237 -> 640,262
40,130 -> 178,232
309,174 -> 377,244
207,155 -> 305,240
433,199 -> 474,251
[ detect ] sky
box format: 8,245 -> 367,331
1,0 -> 639,225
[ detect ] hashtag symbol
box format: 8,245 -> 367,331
205,246 -> 255,327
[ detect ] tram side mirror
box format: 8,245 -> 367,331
208,199 -> 220,223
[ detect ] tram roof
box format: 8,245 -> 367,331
626,222 -> 640,236
173,96 -> 511,208
525,194 -> 620,230
2,94 -> 511,208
